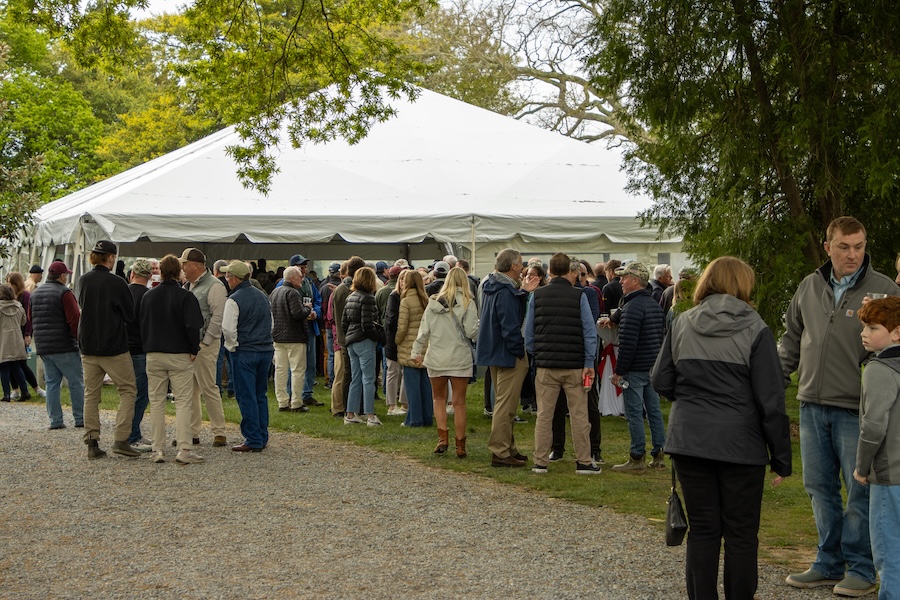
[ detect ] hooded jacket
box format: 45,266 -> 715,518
652,293 -> 791,474
0,300 -> 26,363
856,346 -> 900,485
779,255 -> 898,409
475,273 -> 527,368
412,292 -> 478,372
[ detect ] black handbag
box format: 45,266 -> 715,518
666,463 -> 688,546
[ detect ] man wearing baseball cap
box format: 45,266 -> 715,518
30,261 -> 85,430
221,260 -> 274,451
24,264 -> 43,293
605,261 -> 666,472
78,240 -> 140,459
181,248 -> 229,447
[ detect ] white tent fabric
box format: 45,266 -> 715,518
24,86 -> 681,276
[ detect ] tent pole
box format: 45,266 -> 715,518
470,216 -> 476,275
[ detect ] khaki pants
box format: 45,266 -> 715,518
487,355 -> 529,458
385,357 -> 407,406
274,341 -> 307,409
534,368 -> 591,465
82,352 -> 136,443
191,339 -> 227,438
330,348 -> 347,415
147,352 -> 195,452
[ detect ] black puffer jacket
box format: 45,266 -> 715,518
269,281 -> 311,343
614,287 -> 665,374
341,290 -> 378,345
383,291 -> 401,361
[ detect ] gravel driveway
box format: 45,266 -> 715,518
0,403 -> 841,599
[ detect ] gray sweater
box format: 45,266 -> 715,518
856,346 -> 900,485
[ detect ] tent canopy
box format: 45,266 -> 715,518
27,86 -> 679,275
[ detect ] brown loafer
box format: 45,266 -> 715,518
212,436 -> 227,447
491,454 -> 526,468
231,444 -> 263,453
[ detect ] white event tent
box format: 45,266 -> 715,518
15,86 -> 683,280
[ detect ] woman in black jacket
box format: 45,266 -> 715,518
651,256 -> 791,600
341,267 -> 381,426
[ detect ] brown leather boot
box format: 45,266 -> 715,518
456,436 -> 467,458
434,428 -> 449,454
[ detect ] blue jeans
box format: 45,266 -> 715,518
128,353 -> 149,443
326,329 -> 335,384
402,366 -> 433,427
232,350 -> 274,449
870,484 -> 900,600
800,402 -> 875,583
621,370 -> 665,457
42,352 -> 85,428
217,343 -> 235,394
302,334 -> 317,399
347,339 -> 376,415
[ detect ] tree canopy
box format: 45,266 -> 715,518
586,0 -> 900,326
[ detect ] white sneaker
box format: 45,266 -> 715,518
446,404 -> 455,415
366,416 -> 383,426
10,390 -> 19,400
387,406 -> 399,415
152,451 -> 165,463
175,449 -> 205,464
396,406 -> 408,414
343,415 -> 364,425
132,441 -> 153,452
35,387 -> 47,398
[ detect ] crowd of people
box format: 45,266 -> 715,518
2,216 -> 900,598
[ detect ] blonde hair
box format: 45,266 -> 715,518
402,269 -> 429,309
351,267 -> 377,294
436,267 -> 473,310
693,256 -> 755,305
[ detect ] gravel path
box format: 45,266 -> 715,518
0,402 -> 839,599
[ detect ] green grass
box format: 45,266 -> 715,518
51,374 -> 815,569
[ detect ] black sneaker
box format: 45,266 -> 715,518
575,462 -> 602,475
549,450 -> 564,461
303,398 -> 324,407
532,464 -> 548,474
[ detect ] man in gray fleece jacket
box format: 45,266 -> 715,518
780,217 -> 899,596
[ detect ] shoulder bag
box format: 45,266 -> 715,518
666,463 -> 688,546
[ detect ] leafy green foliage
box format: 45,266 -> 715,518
587,0 -> 900,328
96,93 -> 218,172
385,1 -> 524,116
0,70 -> 104,199
0,42 -> 42,253
168,0 -> 431,192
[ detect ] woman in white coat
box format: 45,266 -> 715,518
412,267 -> 478,457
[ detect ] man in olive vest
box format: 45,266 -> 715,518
181,248 -> 228,447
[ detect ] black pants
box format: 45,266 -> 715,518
10,359 -> 37,390
672,454 -> 766,600
551,384 -> 601,456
